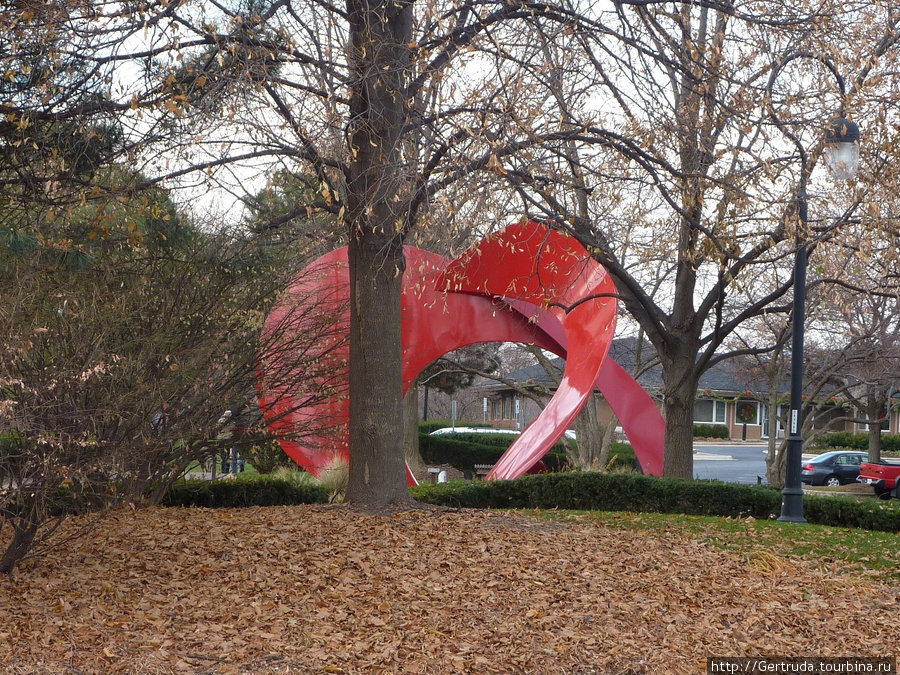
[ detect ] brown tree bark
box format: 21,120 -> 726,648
660,352 -> 702,479
343,0 -> 416,506
573,395 -> 604,471
767,438 -> 788,489
402,382 -> 427,480
597,413 -> 619,472
0,520 -> 38,576
865,391 -> 887,463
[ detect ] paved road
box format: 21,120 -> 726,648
692,443 -> 773,485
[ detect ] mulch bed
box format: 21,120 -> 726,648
1,505 -> 898,673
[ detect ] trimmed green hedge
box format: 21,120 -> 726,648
418,433 -> 569,472
412,472 -> 781,517
693,424 -> 729,439
162,470 -> 900,531
801,492 -> 900,530
819,431 -> 900,453
163,477 -> 328,508
418,433 -> 639,473
428,431 -> 573,455
411,472 -> 900,532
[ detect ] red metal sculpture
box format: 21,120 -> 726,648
257,221 -> 664,484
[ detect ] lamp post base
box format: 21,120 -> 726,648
778,486 -> 807,523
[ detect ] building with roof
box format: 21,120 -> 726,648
473,337 -> 897,442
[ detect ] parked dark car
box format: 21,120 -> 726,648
801,451 -> 868,487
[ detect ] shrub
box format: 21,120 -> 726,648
270,466 -> 318,486
418,432 -> 639,473
418,433 -> 569,472
606,443 -> 640,471
801,493 -> 900,531
427,430 -> 572,455
243,440 -> 295,474
820,432 -> 867,450
444,432 -> 520,448
1,433 -> 128,574
162,476 -> 328,508
411,472 -> 900,532
419,434 -> 503,470
693,424 -> 729,439
818,431 -> 900,453
317,456 -> 349,503
414,473 -> 782,517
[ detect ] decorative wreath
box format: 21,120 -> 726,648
736,402 -> 755,424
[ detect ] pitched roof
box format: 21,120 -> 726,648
486,336 -> 759,395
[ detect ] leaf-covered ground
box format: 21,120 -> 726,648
1,505 -> 898,674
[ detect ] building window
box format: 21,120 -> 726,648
503,397 -> 512,420
693,398 -> 726,424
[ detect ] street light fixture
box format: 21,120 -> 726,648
766,52 -> 860,523
824,116 -> 861,181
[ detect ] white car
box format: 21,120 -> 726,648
429,426 -> 576,440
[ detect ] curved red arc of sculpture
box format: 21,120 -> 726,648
439,223 -> 618,480
257,221 -> 665,485
257,244 -> 564,480
400,248 -> 562,390
597,358 -> 665,476
504,299 -> 664,477
256,248 -> 351,475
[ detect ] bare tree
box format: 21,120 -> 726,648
489,1 -> 900,477
8,0 -> 900,498
731,268 -> 900,484
49,0 -> 632,503
815,280 -> 900,462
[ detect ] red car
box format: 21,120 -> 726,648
857,460 -> 900,499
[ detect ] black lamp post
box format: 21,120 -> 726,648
766,52 -> 860,523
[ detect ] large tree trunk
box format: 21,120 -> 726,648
346,233 -> 411,504
651,12 -> 723,481
597,413 -> 619,472
766,438 -> 787,488
661,365 -> 700,479
866,392 -> 886,463
343,0 -> 415,506
662,394 -> 694,478
402,382 -> 426,480
573,394 -> 604,471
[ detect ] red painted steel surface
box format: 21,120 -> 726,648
401,248 -> 561,392
257,249 -> 350,476
257,244 -> 560,482
439,223 -> 618,480
257,221 -> 665,484
597,358 -> 665,476
503,299 -> 664,477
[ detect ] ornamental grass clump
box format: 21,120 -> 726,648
317,456 -> 349,503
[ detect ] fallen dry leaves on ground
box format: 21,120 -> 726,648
1,505 -> 898,674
